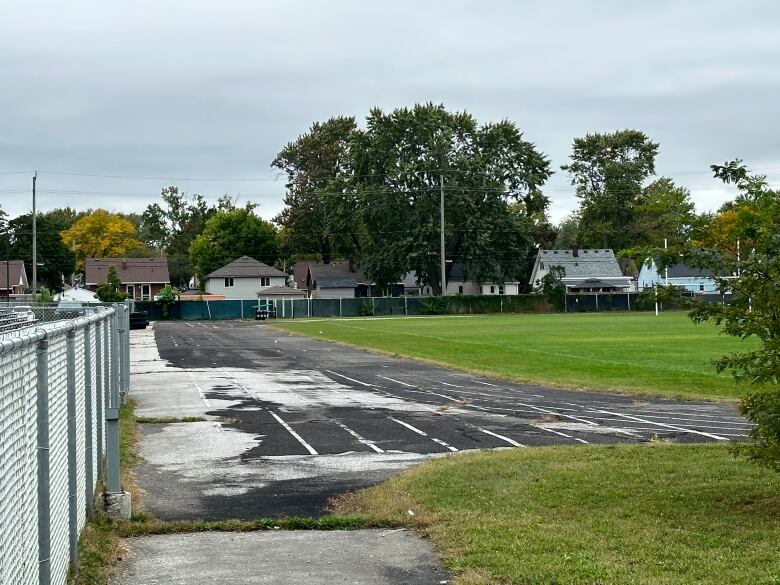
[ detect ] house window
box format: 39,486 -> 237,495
458,285 -> 464,294
498,285 -> 505,295
260,277 -> 270,287
224,277 -> 234,287
539,261 -> 544,269
141,284 -> 151,300
699,284 -> 705,292
126,285 -> 134,299
490,285 -> 495,294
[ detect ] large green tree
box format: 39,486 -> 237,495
275,104 -> 552,292
272,117 -> 357,263
633,177 -> 697,247
189,209 -> 278,279
562,130 -> 659,250
141,187 -> 240,286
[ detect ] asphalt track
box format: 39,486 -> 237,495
130,320 -> 748,521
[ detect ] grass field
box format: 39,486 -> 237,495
333,444 -> 780,585
275,312 -> 760,401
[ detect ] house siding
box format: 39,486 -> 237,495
205,276 -> 287,300
312,286 -> 355,299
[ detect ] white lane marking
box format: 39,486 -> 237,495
477,427 -> 525,447
333,420 -> 385,453
388,416 -> 459,452
186,322 -> 194,327
388,417 -> 427,436
530,423 -> 590,444
378,375 -> 416,387
269,410 -> 318,455
473,380 -> 495,386
185,370 -> 213,409
325,370 -> 377,387
592,408 -> 730,441
439,381 -> 463,388
431,437 -> 458,452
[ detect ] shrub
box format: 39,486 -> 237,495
419,296 -> 449,315
737,390 -> 780,471
358,299 -> 374,317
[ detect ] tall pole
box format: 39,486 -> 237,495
4,233 -> 9,305
439,158 -> 447,296
32,171 -> 37,296
663,237 -> 668,285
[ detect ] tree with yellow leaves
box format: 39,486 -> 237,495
61,210 -> 144,269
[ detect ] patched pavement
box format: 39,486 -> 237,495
130,320 -> 747,520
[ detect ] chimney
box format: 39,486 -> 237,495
572,245 -> 579,258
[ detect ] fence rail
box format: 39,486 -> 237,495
0,303 -> 131,585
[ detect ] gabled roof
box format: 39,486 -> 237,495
292,262 -> 310,289
0,260 -> 27,290
641,259 -> 730,279
205,256 -> 286,279
86,257 -> 170,285
537,249 -> 623,278
309,262 -> 368,289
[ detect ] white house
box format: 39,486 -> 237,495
203,256 -> 287,300
638,259 -> 726,294
529,248 -> 634,293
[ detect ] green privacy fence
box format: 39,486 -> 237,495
134,294 -> 553,321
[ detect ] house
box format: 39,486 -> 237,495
529,248 -> 634,293
203,256 -> 287,300
86,257 -> 171,301
0,260 -> 28,300
638,259 -> 726,294
307,262 -> 371,299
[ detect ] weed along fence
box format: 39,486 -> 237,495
136,294 -> 554,320
0,305 -> 131,585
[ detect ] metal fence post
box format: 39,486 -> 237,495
65,330 -> 79,569
83,324 -> 94,516
124,301 -> 131,399
105,311 -> 121,494
36,336 -> 51,585
117,303 -> 128,405
94,321 -> 104,482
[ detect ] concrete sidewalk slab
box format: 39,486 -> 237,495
111,530 -> 449,585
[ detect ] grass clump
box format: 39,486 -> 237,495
333,443 -> 780,585
135,415 -> 207,424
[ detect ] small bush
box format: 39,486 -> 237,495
358,299 -> 374,317
738,389 -> 780,472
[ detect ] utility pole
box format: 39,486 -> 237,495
439,159 -> 447,296
663,238 -> 668,285
32,171 -> 37,296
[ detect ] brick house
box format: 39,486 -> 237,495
85,257 -> 171,300
0,260 -> 28,300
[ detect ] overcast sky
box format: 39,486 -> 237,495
2,0 -> 779,225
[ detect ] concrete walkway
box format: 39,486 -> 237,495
111,530 -> 449,585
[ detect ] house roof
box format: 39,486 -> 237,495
53,287 -> 99,303
0,260 -> 27,290
86,257 -> 170,285
309,262 -> 368,289
205,256 -> 286,279
537,249 -> 623,278
566,278 -> 625,289
292,262 -> 310,289
664,263 -> 722,279
258,285 -> 307,297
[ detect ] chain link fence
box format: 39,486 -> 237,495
0,303 -> 131,585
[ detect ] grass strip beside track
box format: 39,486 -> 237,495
274,312 -> 760,401
332,443 -> 780,585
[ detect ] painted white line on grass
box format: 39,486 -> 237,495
477,427 -> 525,447
529,423 -> 590,445
378,375 -> 416,387
592,409 -> 730,441
333,420 -> 385,453
269,410 -> 318,455
388,417 -> 428,436
325,370 -> 377,387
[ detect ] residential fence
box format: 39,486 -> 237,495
0,303 -> 131,585
564,292 -> 732,313
135,294 -> 554,320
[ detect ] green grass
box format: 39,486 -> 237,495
274,312 -> 760,401
333,444 -> 780,585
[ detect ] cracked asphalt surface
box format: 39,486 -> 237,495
130,320 -> 747,521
